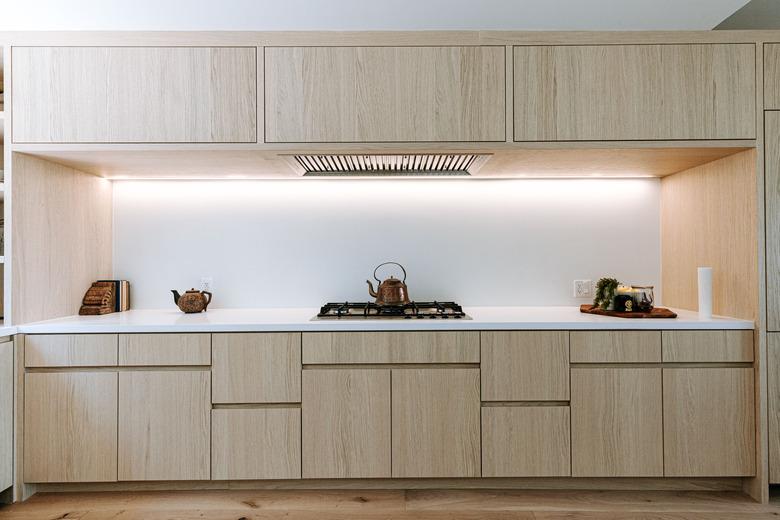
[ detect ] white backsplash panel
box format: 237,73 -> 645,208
112,178 -> 661,309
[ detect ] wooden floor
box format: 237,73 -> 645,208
2,490 -> 780,519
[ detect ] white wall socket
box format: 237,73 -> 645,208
574,279 -> 593,298
200,277 -> 213,292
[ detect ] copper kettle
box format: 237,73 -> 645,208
367,262 -> 410,306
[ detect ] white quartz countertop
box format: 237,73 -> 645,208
14,306 -> 754,334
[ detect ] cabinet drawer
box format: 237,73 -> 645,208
212,333 -> 301,403
119,334 -> 210,366
212,408 -> 301,480
514,44 -> 755,141
481,331 -> 569,401
570,331 -> 661,363
302,331 -> 479,364
25,334 -> 118,367
765,44 -> 780,109
13,47 -> 257,143
265,46 -> 505,142
482,406 -> 570,477
662,330 -> 753,362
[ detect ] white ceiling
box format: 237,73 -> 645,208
0,0 -> 751,31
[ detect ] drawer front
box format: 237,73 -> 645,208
481,331 -> 569,401
212,333 -> 301,404
482,406 -> 571,477
25,334 -> 118,367
765,44 -> 780,109
514,44 -> 755,141
119,334 -> 211,366
212,408 -> 301,480
302,331 -> 479,364
265,46 -> 505,143
13,47 -> 257,143
662,330 -> 754,363
570,331 -> 661,363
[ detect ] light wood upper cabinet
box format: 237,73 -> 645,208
118,371 -> 210,481
765,44 -> 780,109
212,333 -> 301,404
302,369 -> 390,479
663,368 -> 755,476
514,44 -> 755,141
571,367 -> 663,477
265,46 -> 505,143
0,341 -> 13,491
392,369 -> 480,478
767,111 -> 780,331
25,372 -> 118,483
13,47 -> 257,143
481,331 -> 569,401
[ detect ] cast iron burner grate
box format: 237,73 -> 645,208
315,301 -> 469,320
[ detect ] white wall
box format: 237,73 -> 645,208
0,0 -> 748,31
113,178 -> 660,309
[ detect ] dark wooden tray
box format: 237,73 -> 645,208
580,304 -> 677,319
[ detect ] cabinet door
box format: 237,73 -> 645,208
13,47 -> 257,143
212,333 -> 301,403
765,44 -> 780,109
571,368 -> 663,477
24,372 -> 118,482
25,334 -> 118,367
662,330 -> 753,362
770,333 -> 780,482
663,368 -> 755,476
119,371 -> 210,480
514,44 -> 755,141
119,333 -> 210,366
481,331 -> 569,401
392,369 -> 480,478
0,341 -> 13,490
265,46 -> 505,142
302,369 -> 390,478
767,112 -> 780,331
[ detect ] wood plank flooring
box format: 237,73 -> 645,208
3,489 -> 780,519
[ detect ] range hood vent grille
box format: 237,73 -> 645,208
288,154 -> 490,177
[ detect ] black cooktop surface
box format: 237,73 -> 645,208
315,301 -> 469,320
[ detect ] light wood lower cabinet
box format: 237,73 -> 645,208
118,371 -> 210,481
663,368 -> 755,476
25,334 -> 118,367
302,369 -> 391,478
0,341 -> 14,490
24,372 -> 118,483
119,333 -> 210,366
770,333 -> 780,483
571,367 -> 663,477
392,369 -> 480,478
482,406 -> 570,477
212,408 -> 301,480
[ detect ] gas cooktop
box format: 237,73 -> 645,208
314,301 -> 470,320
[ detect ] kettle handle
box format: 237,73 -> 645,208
373,262 -> 407,283
202,291 -> 213,311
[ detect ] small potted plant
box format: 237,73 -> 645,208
594,277 -> 620,310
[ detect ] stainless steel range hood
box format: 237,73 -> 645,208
284,154 -> 491,177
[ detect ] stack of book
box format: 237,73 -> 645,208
78,280 -> 130,315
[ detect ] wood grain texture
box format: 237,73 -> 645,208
769,333 -> 780,483
661,149 -> 758,321
514,44 -> 755,141
765,44 -> 780,109
12,47 -> 257,143
11,153 -> 112,325
25,334 -> 117,367
212,333 -> 301,404
0,341 -> 12,491
211,408 -> 301,480
301,369 -> 390,479
571,367 -> 663,477
664,368 -> 755,477
24,372 -> 117,483
302,331 -> 479,364
767,112 -> 780,330
481,331 -> 569,401
118,333 -> 210,366
481,406 -> 570,477
570,331 -> 661,363
118,371 -> 210,481
392,369 -> 480,478
662,330 -> 754,362
265,46 -> 505,142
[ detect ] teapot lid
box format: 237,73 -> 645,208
185,288 -> 201,293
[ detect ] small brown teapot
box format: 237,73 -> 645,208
172,288 -> 212,313
367,262 -> 410,306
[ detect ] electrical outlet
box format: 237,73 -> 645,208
200,277 -> 213,292
574,279 -> 592,298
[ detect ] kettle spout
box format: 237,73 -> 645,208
366,280 -> 378,298
171,290 -> 181,305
